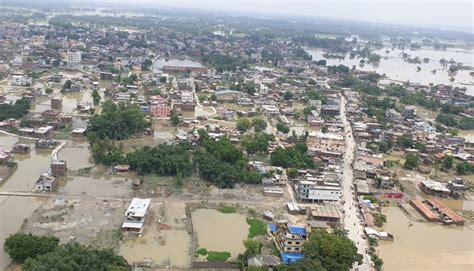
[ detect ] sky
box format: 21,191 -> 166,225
19,0 -> 474,32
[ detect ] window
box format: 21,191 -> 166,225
295,242 -> 300,245
295,248 -> 300,251
287,241 -> 292,244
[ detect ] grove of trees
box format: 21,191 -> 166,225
270,143 -> 315,169
87,100 -> 150,140
0,97 -> 30,121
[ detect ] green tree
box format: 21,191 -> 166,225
45,88 -> 53,94
270,144 -> 314,169
4,233 -> 59,263
92,89 -> 101,105
456,161 -> 474,175
404,153 -> 420,169
62,80 -> 72,90
442,156 -> 454,170
284,90 -> 294,101
301,229 -> 362,271
160,76 -> 167,83
242,239 -> 262,258
276,123 -> 290,134
170,110 -> 180,126
22,242 -> 128,270
251,118 -> 267,132
87,100 -> 150,140
0,98 -> 31,121
236,118 -> 252,132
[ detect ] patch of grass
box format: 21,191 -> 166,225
247,218 -> 267,238
218,205 -> 236,214
196,248 -> 208,256
207,251 -> 231,262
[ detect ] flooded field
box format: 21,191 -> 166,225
192,208 -> 249,258
379,206 -> 474,271
0,196 -> 45,270
308,47 -> 474,96
60,175 -> 133,197
0,135 -> 51,192
119,200 -> 191,268
58,140 -> 93,170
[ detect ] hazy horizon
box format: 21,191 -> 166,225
4,0 -> 474,33
82,0 -> 473,32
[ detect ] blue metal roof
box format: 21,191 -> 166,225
288,226 -> 307,236
280,253 -> 304,264
268,224 -> 276,233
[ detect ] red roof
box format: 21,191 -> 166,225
410,199 -> 438,221
426,198 -> 465,224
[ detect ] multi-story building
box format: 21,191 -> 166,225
122,198 -> 151,233
273,221 -> 307,253
296,179 -> 341,203
150,103 -> 171,118
67,51 -> 82,63
181,91 -> 194,103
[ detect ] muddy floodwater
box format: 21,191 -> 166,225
308,47 -> 474,96
192,209 -> 249,258
379,206 -> 474,271
0,196 -> 45,270
58,140 -> 93,170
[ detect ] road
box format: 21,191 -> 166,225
340,94 -> 371,271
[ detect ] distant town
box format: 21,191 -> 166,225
0,2 -> 473,271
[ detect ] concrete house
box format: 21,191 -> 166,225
122,198 -> 152,233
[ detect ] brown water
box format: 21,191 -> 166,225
379,206 -> 474,271
60,175 -> 132,197
308,47 -> 474,96
191,209 -> 249,258
0,135 -> 51,192
438,198 -> 474,211
58,141 -> 93,170
0,196 -> 45,270
0,134 -> 52,268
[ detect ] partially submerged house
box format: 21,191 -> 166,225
12,143 -> 30,154
35,172 -> 57,192
122,198 -> 152,233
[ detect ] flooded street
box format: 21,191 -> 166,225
192,208 -> 249,258
379,206 -> 474,271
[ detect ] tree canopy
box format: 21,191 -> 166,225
22,242 -> 128,271
270,143 -> 314,169
299,229 -> 362,271
126,141 -> 193,176
4,233 -> 59,263
194,138 -> 261,188
87,100 -> 150,140
0,98 -> 30,121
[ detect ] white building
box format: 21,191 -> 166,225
67,51 -> 82,63
262,105 -> 280,116
122,198 -> 151,233
11,72 -> 31,86
181,91 -> 194,103
296,180 -> 341,202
